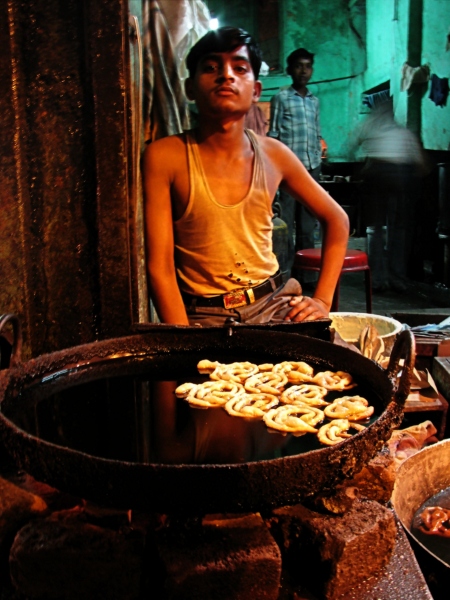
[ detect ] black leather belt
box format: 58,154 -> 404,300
182,272 -> 283,310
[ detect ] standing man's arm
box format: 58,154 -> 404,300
143,140 -> 190,325
315,96 -> 323,155
267,93 -> 283,139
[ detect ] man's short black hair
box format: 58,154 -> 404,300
286,47 -> 315,74
186,26 -> 263,79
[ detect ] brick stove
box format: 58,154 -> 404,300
0,453 -> 432,600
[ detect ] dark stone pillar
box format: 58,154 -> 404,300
0,0 -> 140,358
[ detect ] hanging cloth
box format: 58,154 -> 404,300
362,90 -> 391,109
429,74 -> 449,107
143,0 -> 209,142
400,62 -> 431,91
142,0 -> 188,142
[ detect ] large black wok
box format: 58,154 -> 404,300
0,314 -> 414,514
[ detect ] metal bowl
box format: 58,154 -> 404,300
392,438 -> 450,570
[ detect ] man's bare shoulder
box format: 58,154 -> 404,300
256,134 -> 295,163
246,133 -> 301,194
143,133 -> 190,212
144,133 -> 186,165
143,134 -> 186,180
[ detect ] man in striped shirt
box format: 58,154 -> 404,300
268,48 -> 323,284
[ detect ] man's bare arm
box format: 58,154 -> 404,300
262,138 -> 349,319
143,140 -> 190,325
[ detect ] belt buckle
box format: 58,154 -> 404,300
223,288 -> 254,309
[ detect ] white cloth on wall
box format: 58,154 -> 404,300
159,0 -> 210,81
400,62 -> 431,91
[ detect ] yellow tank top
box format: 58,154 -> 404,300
174,129 -> 279,296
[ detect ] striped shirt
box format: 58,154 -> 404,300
268,86 -> 322,170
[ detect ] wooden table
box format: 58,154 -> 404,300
404,387 -> 448,439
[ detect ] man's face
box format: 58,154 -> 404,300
290,58 -> 313,88
185,45 -> 261,118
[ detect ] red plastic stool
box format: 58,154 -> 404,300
293,248 -> 372,313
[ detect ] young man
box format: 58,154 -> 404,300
268,48 -> 324,280
143,27 -> 348,326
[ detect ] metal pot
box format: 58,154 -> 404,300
391,439 -> 450,599
0,314 -> 414,514
392,439 -> 450,562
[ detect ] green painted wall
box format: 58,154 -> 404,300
204,0 -> 449,159
364,0 -> 449,150
364,0 -> 395,91
279,0 -> 366,162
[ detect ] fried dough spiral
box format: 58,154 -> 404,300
209,361 -> 259,383
312,370 -> 357,390
174,382 -> 198,398
244,372 -> 288,395
263,404 -> 324,436
175,380 -> 244,408
285,366 -> 357,391
258,363 -> 275,372
225,393 -> 279,419
317,419 -> 366,445
324,395 -> 374,421
197,359 -> 221,374
272,360 -> 314,378
280,384 -> 329,406
418,506 -> 450,538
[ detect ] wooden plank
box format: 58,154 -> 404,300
404,389 -> 448,439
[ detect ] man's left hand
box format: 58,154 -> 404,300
284,295 -> 329,322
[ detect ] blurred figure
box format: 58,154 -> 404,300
355,101 -> 427,292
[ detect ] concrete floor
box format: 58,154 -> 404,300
335,237 -> 450,320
